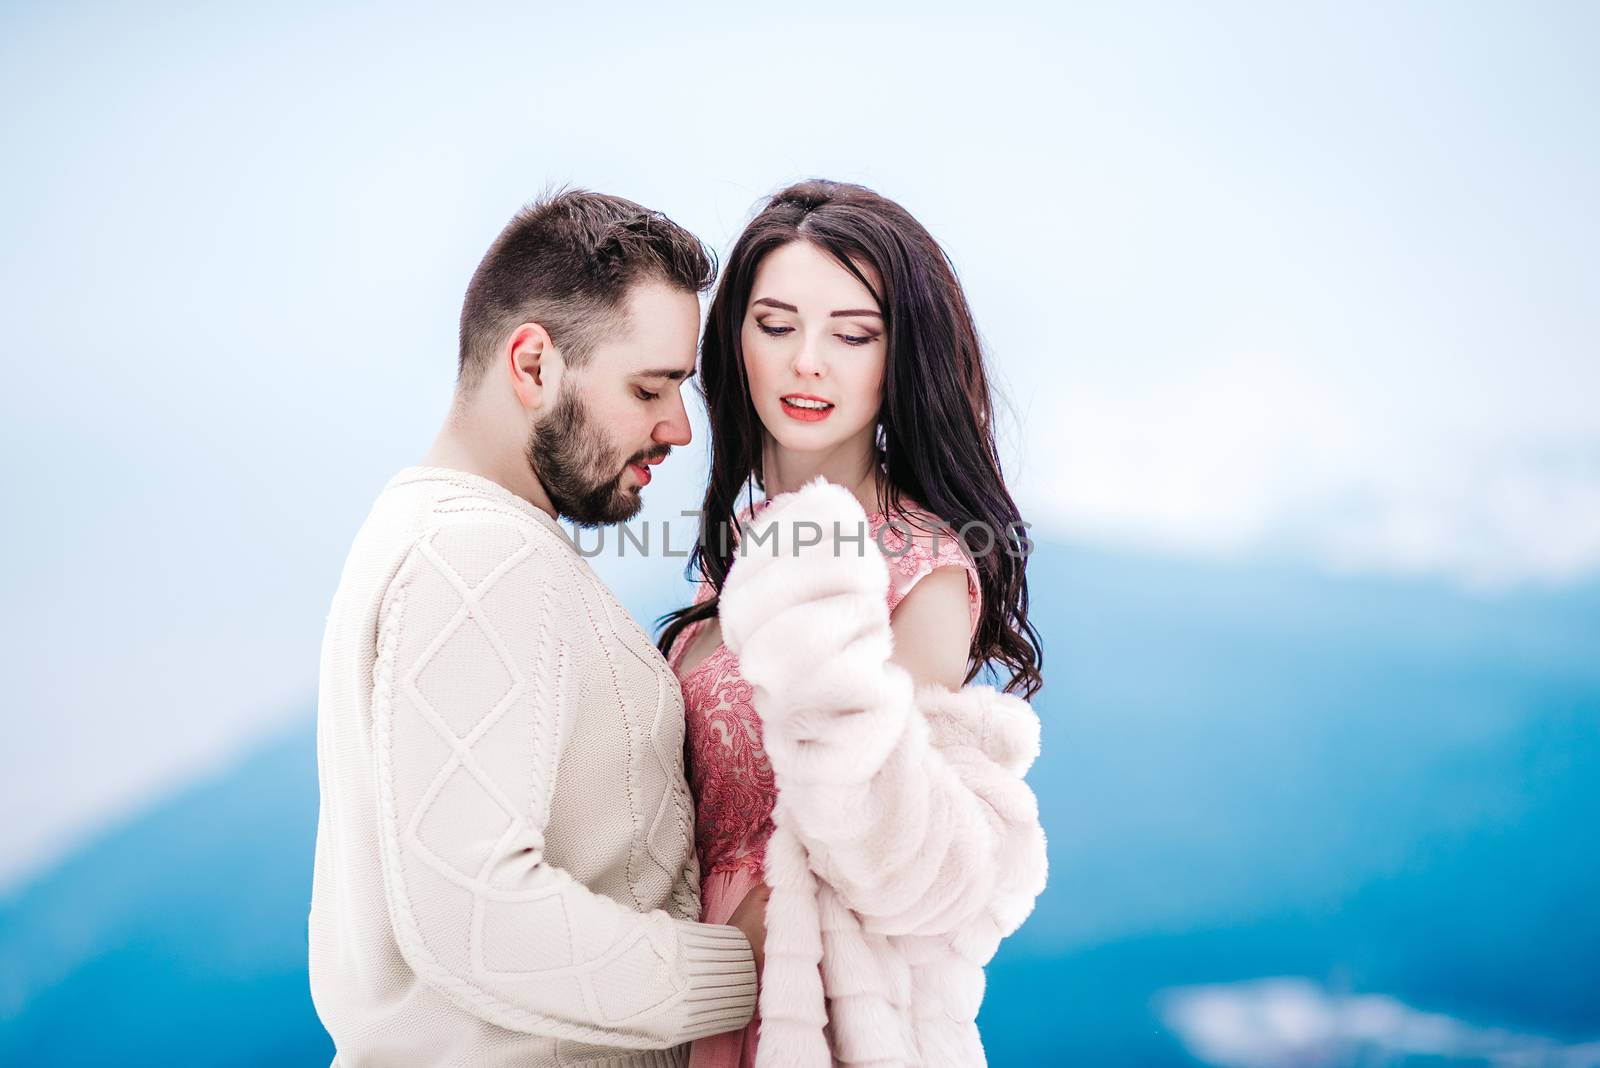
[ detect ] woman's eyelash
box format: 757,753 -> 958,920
757,322 -> 877,347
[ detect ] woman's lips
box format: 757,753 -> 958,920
780,396 -> 834,422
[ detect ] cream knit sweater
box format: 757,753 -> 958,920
309,466 -> 756,1067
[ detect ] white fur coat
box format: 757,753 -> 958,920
718,477 -> 1049,1067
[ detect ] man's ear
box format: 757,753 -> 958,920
504,322 -> 563,411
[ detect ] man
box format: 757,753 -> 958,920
310,190 -> 765,1067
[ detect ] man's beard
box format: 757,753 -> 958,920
527,382 -> 660,527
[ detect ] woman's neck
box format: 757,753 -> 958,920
761,436 -> 885,515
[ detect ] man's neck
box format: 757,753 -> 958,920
421,425 -> 558,521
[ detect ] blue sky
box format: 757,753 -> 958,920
1,1 -> 1595,890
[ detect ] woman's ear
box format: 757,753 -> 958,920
503,322 -> 563,411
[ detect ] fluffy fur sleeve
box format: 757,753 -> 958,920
720,477 -> 1047,940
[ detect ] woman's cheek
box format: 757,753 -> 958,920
741,333 -> 772,390
859,362 -> 887,413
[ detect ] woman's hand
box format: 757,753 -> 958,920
720,477 -> 887,654
726,883 -> 770,977
719,477 -> 894,717
719,476 -> 911,788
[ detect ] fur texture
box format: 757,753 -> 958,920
719,477 -> 1049,1067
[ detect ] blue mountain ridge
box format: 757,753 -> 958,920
3,538 -> 1597,1066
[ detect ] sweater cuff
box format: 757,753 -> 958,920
676,920 -> 758,1041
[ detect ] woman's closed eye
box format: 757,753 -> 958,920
756,322 -> 793,338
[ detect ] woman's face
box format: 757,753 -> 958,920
740,240 -> 887,460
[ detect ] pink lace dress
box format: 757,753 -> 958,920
666,499 -> 983,1068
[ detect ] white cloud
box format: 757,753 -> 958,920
1159,977 -> 1600,1068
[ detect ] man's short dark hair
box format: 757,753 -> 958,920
457,188 -> 716,388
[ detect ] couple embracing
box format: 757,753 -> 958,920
309,180 -> 1048,1067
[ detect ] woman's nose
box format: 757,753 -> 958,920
791,337 -> 826,378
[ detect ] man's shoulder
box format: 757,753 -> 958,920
373,468 -> 585,595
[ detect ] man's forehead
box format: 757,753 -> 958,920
584,326 -> 697,381
587,282 -> 700,379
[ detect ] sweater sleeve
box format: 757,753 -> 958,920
372,515 -> 755,1047
719,478 -> 1047,941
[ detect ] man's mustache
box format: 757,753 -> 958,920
631,446 -> 671,466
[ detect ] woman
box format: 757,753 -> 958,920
657,179 -> 1046,1066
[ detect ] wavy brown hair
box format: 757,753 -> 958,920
655,179 -> 1043,699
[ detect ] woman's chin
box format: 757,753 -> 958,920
760,414 -> 868,455
767,429 -> 835,453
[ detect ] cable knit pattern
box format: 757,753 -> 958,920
310,466 -> 756,1068
716,477 -> 1049,1068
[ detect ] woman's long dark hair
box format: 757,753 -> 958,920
655,179 -> 1043,699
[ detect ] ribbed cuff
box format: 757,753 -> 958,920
675,920 -> 758,1042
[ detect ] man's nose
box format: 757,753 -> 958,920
656,390 -> 692,447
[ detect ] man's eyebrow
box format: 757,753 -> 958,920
637,368 -> 697,381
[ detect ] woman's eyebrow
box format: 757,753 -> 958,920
753,296 -> 881,319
